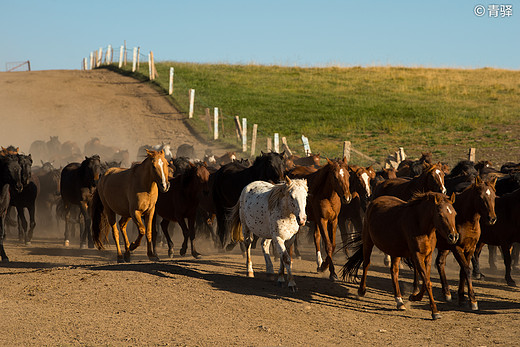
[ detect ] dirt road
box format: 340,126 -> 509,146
0,69 -> 519,346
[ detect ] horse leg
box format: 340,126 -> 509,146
129,210 -> 145,251
411,252 -> 440,320
160,219 -> 174,258
358,236 -> 374,297
188,215 -> 201,259
472,241 -> 485,279
15,206 -> 28,245
27,202 -> 36,243
261,238 -> 274,278
63,203 -> 71,246
273,236 -> 294,290
79,201 -> 92,249
512,243 -> 520,271
309,221 -> 323,271
144,208 -> 159,261
320,219 -> 338,281
338,208 -> 349,256
177,218 -> 190,257
501,244 -> 516,286
118,216 -> 132,262
390,256 -> 406,310
435,249 -> 451,301
243,226 -> 254,277
285,237 -> 297,291
106,210 -> 124,263
0,216 -> 8,262
458,249 -> 479,310
488,245 -> 497,271
292,233 -> 301,260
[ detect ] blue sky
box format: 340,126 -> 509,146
1,1 -> 518,71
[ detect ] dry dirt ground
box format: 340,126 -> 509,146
1,69 -> 520,346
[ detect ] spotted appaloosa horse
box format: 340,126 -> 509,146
229,177 -> 308,291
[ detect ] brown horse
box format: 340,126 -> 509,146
92,149 -> 170,262
289,158 -> 352,280
426,177 -> 497,310
373,163 -> 447,200
153,162 -> 210,259
342,192 -> 459,320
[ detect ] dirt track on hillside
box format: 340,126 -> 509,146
1,69 -> 520,346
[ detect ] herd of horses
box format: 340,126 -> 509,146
2,139 -> 520,320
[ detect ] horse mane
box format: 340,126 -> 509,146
267,179 -> 307,214
406,191 -> 445,206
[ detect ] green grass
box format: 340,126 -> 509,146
107,62 -> 520,166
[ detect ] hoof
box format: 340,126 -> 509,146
192,252 -> 202,259
445,293 -> 452,302
168,251 -> 174,258
64,240 -> 70,247
432,312 -> 442,320
471,302 -> 479,311
180,248 -> 187,257
124,252 -> 131,262
473,272 -> 485,280
79,243 -> 87,249
129,242 -> 138,251
247,272 -> 254,278
25,241 -> 31,246
329,273 -> 338,282
225,243 -> 236,252
409,294 -> 423,302
148,255 -> 160,262
88,243 -> 94,249
358,288 -> 366,297
1,257 -> 9,263
506,278 -> 517,287
117,257 -> 125,263
397,303 -> 407,311
289,285 -> 298,292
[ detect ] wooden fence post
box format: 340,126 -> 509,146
301,135 -> 311,156
343,141 -> 351,162
90,52 -> 95,70
137,47 -> 140,70
234,116 -> 243,142
107,44 -> 112,64
148,53 -> 151,77
83,58 -> 87,70
188,89 -> 195,118
242,118 -> 247,152
214,107 -> 219,140
273,133 -> 279,153
281,137 -> 293,156
150,51 -> 156,80
97,47 -> 102,67
266,138 -> 272,152
251,124 -> 258,157
205,108 -> 212,133
168,67 -> 174,95
124,40 -> 127,66
468,148 -> 476,162
119,46 -> 124,68
132,47 -> 137,72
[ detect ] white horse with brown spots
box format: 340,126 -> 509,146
229,177 -> 308,291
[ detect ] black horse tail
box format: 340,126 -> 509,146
228,200 -> 244,244
340,231 -> 364,283
91,189 -> 109,250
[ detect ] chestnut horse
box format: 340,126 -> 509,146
153,162 -> 210,259
424,177 -> 496,310
92,150 -> 170,262
289,158 -> 352,280
342,192 -> 459,320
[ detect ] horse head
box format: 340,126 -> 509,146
327,157 -> 352,204
432,192 -> 459,245
81,155 -> 102,186
0,156 -> 23,193
146,149 -> 170,193
474,176 -> 497,225
285,177 -> 308,226
17,154 -> 33,187
255,152 -> 285,183
194,162 -> 211,196
349,165 -> 372,202
424,163 -> 447,195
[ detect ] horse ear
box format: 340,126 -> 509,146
261,151 -> 265,155
475,175 -> 482,184
491,177 -> 497,188
285,175 -> 292,185
450,193 -> 456,204
342,156 -> 348,164
326,158 -> 333,165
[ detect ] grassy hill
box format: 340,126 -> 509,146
110,62 -> 520,166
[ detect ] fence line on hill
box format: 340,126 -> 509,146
83,43 -> 441,166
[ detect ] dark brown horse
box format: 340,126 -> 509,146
472,187 -> 520,286
60,155 -> 102,248
373,163 -> 447,200
154,162 -> 210,259
289,158 -> 352,280
396,152 -> 432,177
342,192 -> 459,320
415,177 -> 497,310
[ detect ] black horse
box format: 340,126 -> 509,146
60,155 -> 101,248
8,154 -> 37,245
212,151 -> 285,248
0,155 -> 23,261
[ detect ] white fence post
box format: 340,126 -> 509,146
343,141 -> 351,162
273,133 -> 279,153
137,47 -> 140,71
251,124 -> 258,157
107,44 -> 112,64
132,47 -> 137,72
189,89 -> 195,118
83,58 -> 87,70
301,135 -> 311,156
119,46 -> 124,68
148,53 -> 152,77
214,107 -> 219,140
97,47 -> 102,67
242,118 -> 247,152
89,52 -> 94,70
169,67 -> 174,95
